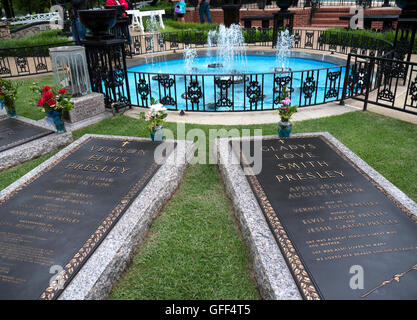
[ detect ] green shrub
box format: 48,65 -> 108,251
0,30 -> 71,56
322,28 -> 417,54
141,0 -> 175,11
0,29 -> 69,49
160,25 -> 273,45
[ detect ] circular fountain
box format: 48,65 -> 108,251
78,9 -> 117,40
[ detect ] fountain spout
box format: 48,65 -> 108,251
184,46 -> 198,73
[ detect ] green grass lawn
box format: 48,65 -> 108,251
12,75 -> 54,120
0,111 -> 416,299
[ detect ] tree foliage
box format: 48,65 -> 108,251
0,0 -> 107,17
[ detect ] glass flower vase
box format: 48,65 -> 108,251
47,110 -> 66,133
6,102 -> 16,118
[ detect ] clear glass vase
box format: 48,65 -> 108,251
150,125 -> 164,141
47,110 -> 66,133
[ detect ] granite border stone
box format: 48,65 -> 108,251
0,117 -> 73,172
215,132 -> 417,300
0,107 -> 113,172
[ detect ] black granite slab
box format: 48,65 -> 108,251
0,136 -> 173,300
0,118 -> 53,152
242,136 -> 417,300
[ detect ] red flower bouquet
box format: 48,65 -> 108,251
31,84 -> 74,132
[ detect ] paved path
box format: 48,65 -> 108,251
125,102 -> 358,125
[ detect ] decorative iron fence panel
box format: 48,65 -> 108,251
124,28 -> 395,112
0,42 -> 73,78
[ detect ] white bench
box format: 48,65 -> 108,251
126,9 -> 165,34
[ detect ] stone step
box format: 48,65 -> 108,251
313,12 -> 350,19
311,24 -> 349,28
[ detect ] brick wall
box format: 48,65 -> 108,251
184,6 -> 400,29
291,8 -> 311,28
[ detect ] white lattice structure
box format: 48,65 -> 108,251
7,13 -> 59,26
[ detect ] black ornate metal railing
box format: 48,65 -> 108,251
126,28 -> 394,58
125,27 -> 397,112
0,42 -> 73,78
341,53 -> 417,115
3,27 -> 407,116
199,0 -> 396,9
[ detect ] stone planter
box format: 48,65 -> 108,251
278,118 -> 292,137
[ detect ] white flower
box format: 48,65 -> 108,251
150,103 -> 166,112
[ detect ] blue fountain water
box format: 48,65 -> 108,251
127,55 -> 345,111
129,55 -> 337,74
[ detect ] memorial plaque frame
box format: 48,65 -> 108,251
216,132 -> 417,300
0,134 -> 194,300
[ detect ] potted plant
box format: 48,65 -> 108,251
31,84 -> 74,133
277,0 -> 293,11
139,98 -> 168,141
277,86 -> 297,137
396,0 -> 417,11
0,78 -> 19,118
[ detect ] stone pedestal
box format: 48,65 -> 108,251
65,92 -> 105,123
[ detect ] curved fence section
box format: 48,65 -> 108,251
6,13 -> 58,26
0,28 -> 392,80
126,28 -> 394,59
187,0 -> 396,9
0,42 -> 73,78
128,65 -> 346,112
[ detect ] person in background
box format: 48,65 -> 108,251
69,0 -> 87,45
125,0 -> 133,10
106,0 -> 128,10
198,0 -> 212,24
172,0 -> 186,24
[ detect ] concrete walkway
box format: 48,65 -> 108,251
125,102 -> 358,125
